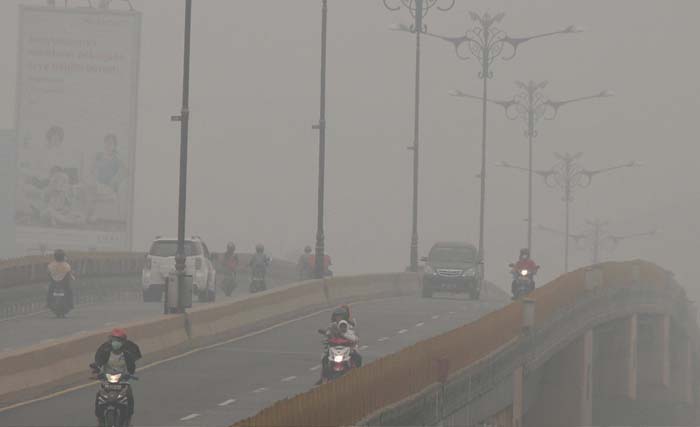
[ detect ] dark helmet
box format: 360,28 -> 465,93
53,249 -> 66,262
304,245 -> 312,254
226,242 -> 236,252
520,248 -> 530,258
338,320 -> 349,333
255,244 -> 264,253
331,306 -> 349,323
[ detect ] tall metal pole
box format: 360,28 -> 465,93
314,0 -> 328,279
526,95 -> 534,254
477,27 -> 489,277
174,0 -> 192,313
408,0 -> 422,272
563,162 -> 572,273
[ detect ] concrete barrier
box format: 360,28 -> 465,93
0,272 -> 421,404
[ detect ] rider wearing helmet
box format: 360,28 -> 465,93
223,242 -> 239,273
249,244 -> 270,269
91,328 -> 142,425
46,249 -> 75,310
298,246 -> 313,280
511,248 -> 539,293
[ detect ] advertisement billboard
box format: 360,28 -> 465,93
14,6 -> 141,253
0,130 -> 17,259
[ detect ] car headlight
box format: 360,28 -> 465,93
424,265 -> 435,275
463,268 -> 476,277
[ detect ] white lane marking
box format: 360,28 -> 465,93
39,338 -> 57,344
218,399 -> 236,406
397,329 -> 408,334
448,311 -> 456,315
180,413 -> 200,421
377,337 -> 389,342
432,315 -> 440,319
281,376 -> 297,382
253,387 -> 268,393
359,345 -> 368,350
104,322 -> 116,326
415,322 -> 425,327
310,364 -> 321,371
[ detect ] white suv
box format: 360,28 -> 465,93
142,236 -> 217,303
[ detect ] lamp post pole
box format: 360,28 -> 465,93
426,12 -> 579,278
383,0 -> 455,272
171,0 -> 192,313
453,82 -> 612,255
505,153 -> 638,272
313,0 -> 328,279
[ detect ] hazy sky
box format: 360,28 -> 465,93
1,0 -> 699,296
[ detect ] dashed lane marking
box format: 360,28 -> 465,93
432,315 -> 440,319
253,387 -> 268,393
377,337 -> 389,342
218,399 -> 236,407
397,329 -> 408,334
415,322 -> 425,327
281,376 -> 296,382
310,365 -> 321,371
180,413 -> 200,421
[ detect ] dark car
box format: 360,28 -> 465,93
421,242 -> 481,300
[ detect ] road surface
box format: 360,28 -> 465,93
0,294 -> 504,427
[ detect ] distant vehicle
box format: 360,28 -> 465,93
141,236 -> 216,303
421,242 -> 481,300
48,281 -> 71,318
510,265 -> 535,300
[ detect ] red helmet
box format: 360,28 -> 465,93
110,328 -> 127,340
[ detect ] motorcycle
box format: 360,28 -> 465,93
511,265 -> 535,300
222,271 -> 237,296
93,368 -> 138,427
48,282 -> 71,318
317,329 -> 358,383
250,265 -> 267,293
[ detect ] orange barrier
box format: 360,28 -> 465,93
232,260 -> 682,427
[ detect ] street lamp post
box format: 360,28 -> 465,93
383,0 -> 455,272
454,83 -> 613,253
425,12 -> 579,276
537,219 -> 656,265
170,0 -> 192,314
504,153 -> 638,272
312,0 -> 328,279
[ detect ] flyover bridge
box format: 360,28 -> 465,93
0,254 -> 696,427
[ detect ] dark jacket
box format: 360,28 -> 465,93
94,340 -> 142,375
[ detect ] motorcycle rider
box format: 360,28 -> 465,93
318,309 -> 361,383
330,305 -> 356,327
249,244 -> 270,270
298,245 -> 313,280
46,249 -> 74,310
91,328 -> 142,426
222,242 -> 239,288
510,248 -> 539,295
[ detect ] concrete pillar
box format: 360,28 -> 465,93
683,340 -> 694,404
627,314 -> 638,400
523,330 -> 593,427
512,366 -> 523,427
637,314 -> 671,400
593,314 -> 638,400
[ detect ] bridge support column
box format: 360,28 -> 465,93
594,314 -> 638,400
523,330 -> 593,427
637,314 -> 670,400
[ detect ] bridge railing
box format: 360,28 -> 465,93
231,260 -> 687,427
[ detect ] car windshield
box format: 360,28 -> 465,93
429,247 -> 476,263
149,241 -> 202,257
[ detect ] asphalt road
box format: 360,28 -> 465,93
0,294 -> 504,427
0,275 -> 285,355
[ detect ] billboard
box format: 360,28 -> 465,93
0,130 -> 17,259
14,6 -> 141,253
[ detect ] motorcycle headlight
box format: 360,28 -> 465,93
520,269 -> 529,276
333,355 -> 344,363
106,373 -> 122,384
